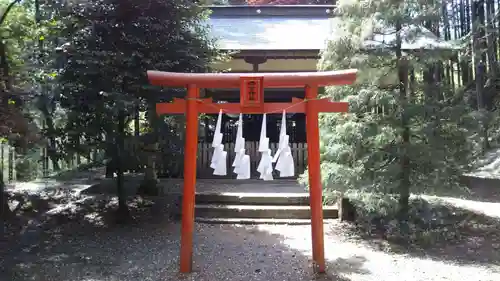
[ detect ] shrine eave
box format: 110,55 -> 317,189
230,49 -> 320,60
206,5 -> 336,18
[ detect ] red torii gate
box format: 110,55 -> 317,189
147,69 -> 357,274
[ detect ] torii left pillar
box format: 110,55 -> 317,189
147,70 -> 358,274
180,84 -> 199,272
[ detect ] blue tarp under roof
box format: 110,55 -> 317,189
208,17 -> 334,50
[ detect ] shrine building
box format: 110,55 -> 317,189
194,4 -> 336,178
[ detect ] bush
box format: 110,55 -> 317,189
15,151 -> 42,181
342,192 -> 466,246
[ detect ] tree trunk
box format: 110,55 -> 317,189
0,176 -> 11,219
40,108 -> 61,171
115,108 -> 130,223
134,104 -> 140,136
460,0 -> 473,85
472,1 -> 490,153
0,42 -> 10,92
0,0 -> 20,89
486,0 -> 497,76
395,19 -> 411,223
105,131 -> 115,178
476,62 -> 489,152
0,2 -> 21,218
76,135 -> 81,166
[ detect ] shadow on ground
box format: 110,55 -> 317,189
1,191 -> 167,267
458,176 -> 500,203
402,178 -> 500,204
1,192 -> 367,281
331,197 -> 500,267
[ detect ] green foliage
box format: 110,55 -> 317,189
0,0 -> 223,183
340,194 -> 472,246
57,0 -> 220,148
0,0 -> 37,86
15,148 -> 41,181
316,0 -> 476,198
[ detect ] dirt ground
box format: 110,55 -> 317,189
0,199 -> 499,281
1,221 -> 499,281
1,176 -> 500,281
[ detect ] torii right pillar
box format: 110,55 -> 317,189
304,84 -> 326,273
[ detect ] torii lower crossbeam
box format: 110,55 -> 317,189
147,69 -> 357,275
156,97 -> 349,114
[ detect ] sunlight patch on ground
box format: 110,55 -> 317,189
83,212 -> 106,226
422,195 -> 500,218
466,147 -> 500,178
255,224 -> 500,281
6,180 -> 64,193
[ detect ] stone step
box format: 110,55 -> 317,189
195,217 -> 338,225
195,192 -> 310,206
195,204 -> 338,220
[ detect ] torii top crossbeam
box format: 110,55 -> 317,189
147,69 -> 357,88
149,69 -> 357,115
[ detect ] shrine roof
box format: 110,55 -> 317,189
206,5 -> 335,51
206,5 -> 458,52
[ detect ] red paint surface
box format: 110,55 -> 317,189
179,85 -> 199,273
240,76 -> 264,109
147,69 -> 357,88
156,97 -> 349,115
305,85 -> 325,273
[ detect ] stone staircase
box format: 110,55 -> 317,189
80,176 -> 339,224
194,192 -> 338,225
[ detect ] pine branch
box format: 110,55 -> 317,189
369,157 -> 397,172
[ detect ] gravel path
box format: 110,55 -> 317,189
3,218 -> 499,281
3,168 -> 500,281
